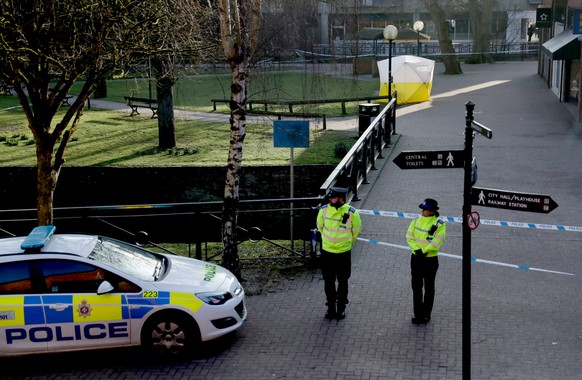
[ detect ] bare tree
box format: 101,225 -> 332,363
466,0 -> 498,64
146,0 -> 219,149
217,0 -> 262,279
423,0 -> 462,74
0,0 -> 167,225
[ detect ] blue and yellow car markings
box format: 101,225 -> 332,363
24,295 -> 43,325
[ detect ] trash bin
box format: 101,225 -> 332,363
93,79 -> 107,99
358,103 -> 380,135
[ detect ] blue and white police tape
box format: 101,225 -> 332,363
357,237 -> 581,278
357,209 -> 582,233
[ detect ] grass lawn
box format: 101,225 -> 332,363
0,95 -> 357,167
75,67 -> 381,114
1,68 -> 377,166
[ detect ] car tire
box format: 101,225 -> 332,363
141,311 -> 200,356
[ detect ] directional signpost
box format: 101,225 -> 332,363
393,150 -> 465,169
393,101 -> 557,380
471,187 -> 558,213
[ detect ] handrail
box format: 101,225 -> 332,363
211,95 -> 391,114
320,94 -> 397,202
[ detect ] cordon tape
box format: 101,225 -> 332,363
357,209 -> 582,233
352,208 -> 582,278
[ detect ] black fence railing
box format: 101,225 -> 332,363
0,198 -> 322,261
303,41 -> 539,61
319,96 -> 397,201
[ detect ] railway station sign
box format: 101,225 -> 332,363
471,187 -> 558,213
393,150 -> 465,169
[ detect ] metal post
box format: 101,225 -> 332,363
462,101 -> 475,380
388,40 -> 393,100
290,147 -> 294,251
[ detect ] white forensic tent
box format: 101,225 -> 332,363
377,55 -> 435,104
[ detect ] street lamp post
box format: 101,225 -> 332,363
383,25 -> 398,100
413,20 -> 424,56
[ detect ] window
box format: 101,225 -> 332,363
0,262 -> 33,294
39,260 -> 140,294
89,237 -> 165,281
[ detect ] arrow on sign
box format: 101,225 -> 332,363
471,187 -> 558,214
393,150 -> 465,169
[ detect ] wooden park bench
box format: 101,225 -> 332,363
48,87 -> 74,106
61,94 -> 74,106
124,96 -> 158,118
210,98 -> 231,111
0,82 -> 14,96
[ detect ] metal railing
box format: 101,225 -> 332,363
305,41 -> 539,61
0,198 -> 322,261
319,95 -> 397,201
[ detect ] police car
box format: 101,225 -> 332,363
0,226 -> 246,357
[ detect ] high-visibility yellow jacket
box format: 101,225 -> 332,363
406,215 -> 446,257
317,203 -> 362,253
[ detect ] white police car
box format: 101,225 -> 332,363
0,226 -> 246,357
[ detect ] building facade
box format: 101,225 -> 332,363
316,0 -> 543,44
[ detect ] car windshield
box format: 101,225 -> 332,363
88,237 -> 166,281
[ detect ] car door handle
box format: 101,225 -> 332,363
49,303 -> 68,311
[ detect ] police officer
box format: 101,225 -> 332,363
406,198 -> 446,324
316,187 -> 362,320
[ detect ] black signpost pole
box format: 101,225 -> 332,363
392,101 -> 501,380
462,101 -> 475,380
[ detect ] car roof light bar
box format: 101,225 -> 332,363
21,225 -> 56,251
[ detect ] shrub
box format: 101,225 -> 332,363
334,142 -> 348,158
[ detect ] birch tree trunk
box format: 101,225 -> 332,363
218,0 -> 261,279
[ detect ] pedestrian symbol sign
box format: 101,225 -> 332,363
393,150 -> 465,169
471,187 -> 558,213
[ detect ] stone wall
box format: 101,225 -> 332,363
0,166 -> 333,242
0,165 -> 333,208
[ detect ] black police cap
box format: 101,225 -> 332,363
328,187 -> 348,198
419,198 -> 439,211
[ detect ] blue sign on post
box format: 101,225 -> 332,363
273,120 -> 310,148
574,10 -> 582,35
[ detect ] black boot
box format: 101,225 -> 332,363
325,303 -> 336,319
336,303 -> 346,320
411,315 -> 426,324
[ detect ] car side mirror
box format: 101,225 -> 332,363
97,281 -> 114,295
135,231 -> 149,246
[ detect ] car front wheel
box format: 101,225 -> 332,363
141,311 -> 199,356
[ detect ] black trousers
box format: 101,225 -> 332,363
411,254 -> 439,318
321,249 -> 351,306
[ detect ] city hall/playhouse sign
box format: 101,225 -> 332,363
471,187 -> 558,214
